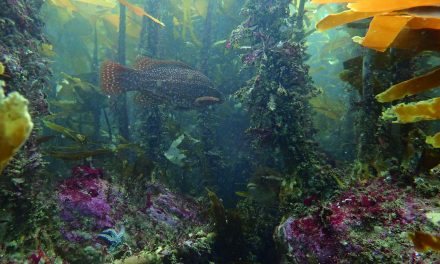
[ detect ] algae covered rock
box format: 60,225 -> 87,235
276,178 -> 439,263
56,166 -> 213,263
0,89 -> 33,173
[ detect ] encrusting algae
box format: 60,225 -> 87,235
0,88 -> 33,174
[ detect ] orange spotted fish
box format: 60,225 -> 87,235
100,57 -> 223,109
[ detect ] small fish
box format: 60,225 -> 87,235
100,57 -> 223,109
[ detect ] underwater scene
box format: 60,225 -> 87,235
1,0 -> 440,263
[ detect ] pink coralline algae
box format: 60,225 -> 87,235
141,184 -> 201,227
58,166 -> 123,243
277,178 -> 429,263
72,165 -> 103,178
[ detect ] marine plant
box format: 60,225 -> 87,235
231,0 -> 333,192
314,0 -> 440,150
0,89 -> 33,173
0,0 -> 55,261
207,188 -> 248,262
276,178 -> 438,263
408,231 -> 440,252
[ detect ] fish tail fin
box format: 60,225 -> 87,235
100,61 -> 128,94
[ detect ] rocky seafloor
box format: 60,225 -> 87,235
276,178 -> 440,264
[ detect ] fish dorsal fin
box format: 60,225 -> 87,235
133,57 -> 156,70
134,57 -> 194,70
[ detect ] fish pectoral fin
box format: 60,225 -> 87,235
134,91 -> 166,107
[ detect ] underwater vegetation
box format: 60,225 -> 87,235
315,0 -> 440,148
409,231 -> 440,252
55,165 -> 213,263
0,88 -> 33,173
276,178 -> 439,263
1,0 -> 440,263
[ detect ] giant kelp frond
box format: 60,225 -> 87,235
75,0 -> 117,8
408,231 -> 440,252
117,0 -> 165,27
353,15 -> 413,52
382,98 -> 440,123
313,0 -> 440,52
316,11 -> 378,31
376,67 -> 440,103
380,95 -> 440,149
48,0 -> 164,27
49,0 -> 77,12
0,89 -> 33,174
347,0 -> 440,13
43,120 -> 87,143
426,133 -> 440,148
314,0 -> 440,149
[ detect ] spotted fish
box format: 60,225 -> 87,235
100,57 -> 223,108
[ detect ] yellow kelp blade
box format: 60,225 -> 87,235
194,0 -> 208,18
408,17 -> 440,30
348,0 -> 440,12
316,10 -> 378,31
401,6 -> 440,18
354,15 -> 413,52
49,0 -> 78,12
311,0 -> 356,3
426,133 -> 440,148
348,0 -> 440,13
118,0 -> 165,27
43,120 -> 87,143
46,148 -> 113,160
74,0 -> 117,8
408,231 -> 440,251
376,67 -> 440,102
0,91 -> 33,174
103,14 -> 142,38
382,97 -> 440,123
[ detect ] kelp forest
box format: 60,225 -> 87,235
0,0 -> 439,263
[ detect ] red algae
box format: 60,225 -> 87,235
277,178 -> 433,263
